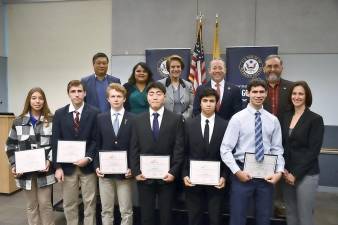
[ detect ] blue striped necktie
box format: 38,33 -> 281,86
255,111 -> 264,162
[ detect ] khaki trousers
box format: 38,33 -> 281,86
63,167 -> 97,225
23,177 -> 55,225
99,177 -> 133,225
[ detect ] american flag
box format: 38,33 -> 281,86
189,21 -> 206,92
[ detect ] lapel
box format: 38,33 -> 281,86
116,112 -> 129,138
193,115 -> 204,143
179,83 -> 184,101
157,109 -> 170,142
288,108 -> 308,138
88,75 -> 98,103
78,104 -> 90,135
209,116 -> 220,146
167,85 -> 174,102
143,111 -> 155,145
65,105 -> 76,136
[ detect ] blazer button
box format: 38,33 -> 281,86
114,141 -> 118,144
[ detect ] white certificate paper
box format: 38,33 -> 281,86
243,153 -> 277,178
57,140 -> 86,163
99,151 -> 128,174
140,155 -> 170,179
15,148 -> 46,173
190,160 -> 220,185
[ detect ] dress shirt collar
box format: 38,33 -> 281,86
149,106 -> 164,117
246,103 -> 264,115
211,79 -> 225,89
201,113 -> 215,124
69,102 -> 85,114
110,107 -> 125,117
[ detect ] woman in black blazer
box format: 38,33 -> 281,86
281,81 -> 324,225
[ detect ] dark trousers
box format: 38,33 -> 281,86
229,174 -> 273,225
185,185 -> 225,225
137,181 -> 175,225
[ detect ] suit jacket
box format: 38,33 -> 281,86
130,108 -> 184,181
183,114 -> 228,179
94,111 -> 133,179
52,103 -> 99,175
81,74 -> 121,111
281,108 -> 324,181
193,80 -> 242,121
158,77 -> 194,119
264,78 -> 293,121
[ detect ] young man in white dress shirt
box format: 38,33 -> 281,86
220,79 -> 285,225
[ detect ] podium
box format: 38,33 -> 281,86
0,114 -> 19,194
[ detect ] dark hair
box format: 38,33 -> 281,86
67,80 -> 86,93
128,62 -> 154,85
92,52 -> 109,64
247,79 -> 268,92
264,54 -> 283,66
288,81 -> 312,108
166,54 -> 185,71
199,88 -> 219,103
146,82 -> 166,95
20,87 -> 53,126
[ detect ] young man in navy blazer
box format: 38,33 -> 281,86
130,82 -> 184,225
94,83 -> 133,225
81,52 -> 121,112
183,88 -> 228,225
52,80 -> 99,225
193,59 -> 242,121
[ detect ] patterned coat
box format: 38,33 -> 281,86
5,113 -> 55,190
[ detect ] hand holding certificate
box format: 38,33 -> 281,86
99,151 -> 128,174
243,153 -> 277,179
140,155 -> 170,179
189,160 -> 220,186
15,148 -> 46,173
57,140 -> 86,163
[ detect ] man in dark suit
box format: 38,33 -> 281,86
81,52 -> 121,112
183,88 -> 228,225
263,54 -> 293,216
94,83 -> 134,225
130,82 -> 184,225
263,54 -> 293,120
193,58 -> 242,121
52,80 -> 99,225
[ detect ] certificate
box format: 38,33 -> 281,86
243,153 -> 277,178
15,148 -> 46,173
99,151 -> 128,174
57,140 -> 86,163
140,155 -> 170,179
190,160 -> 220,185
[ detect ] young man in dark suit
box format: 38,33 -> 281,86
52,80 -> 99,225
183,88 -> 228,225
130,82 -> 184,225
81,52 -> 121,112
94,83 -> 133,225
193,59 -> 242,121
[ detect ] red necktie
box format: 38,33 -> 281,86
73,111 -> 80,133
215,83 -> 221,111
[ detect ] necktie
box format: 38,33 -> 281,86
255,111 -> 264,162
215,83 -> 221,111
73,111 -> 80,133
204,119 -> 210,146
152,112 -> 160,141
113,113 -> 119,136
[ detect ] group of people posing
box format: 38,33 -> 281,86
5,53 -> 324,225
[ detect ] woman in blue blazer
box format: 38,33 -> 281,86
281,81 -> 324,225
158,54 -> 194,119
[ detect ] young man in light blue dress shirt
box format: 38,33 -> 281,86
220,79 -> 285,225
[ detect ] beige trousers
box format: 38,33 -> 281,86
63,167 -> 97,225
23,177 -> 55,225
99,177 -> 133,225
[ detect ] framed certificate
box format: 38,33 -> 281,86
15,148 -> 46,173
56,140 -> 86,163
140,155 -> 170,179
190,160 -> 220,185
99,151 -> 128,174
243,153 -> 277,178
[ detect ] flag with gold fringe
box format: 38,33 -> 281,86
212,14 -> 221,59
